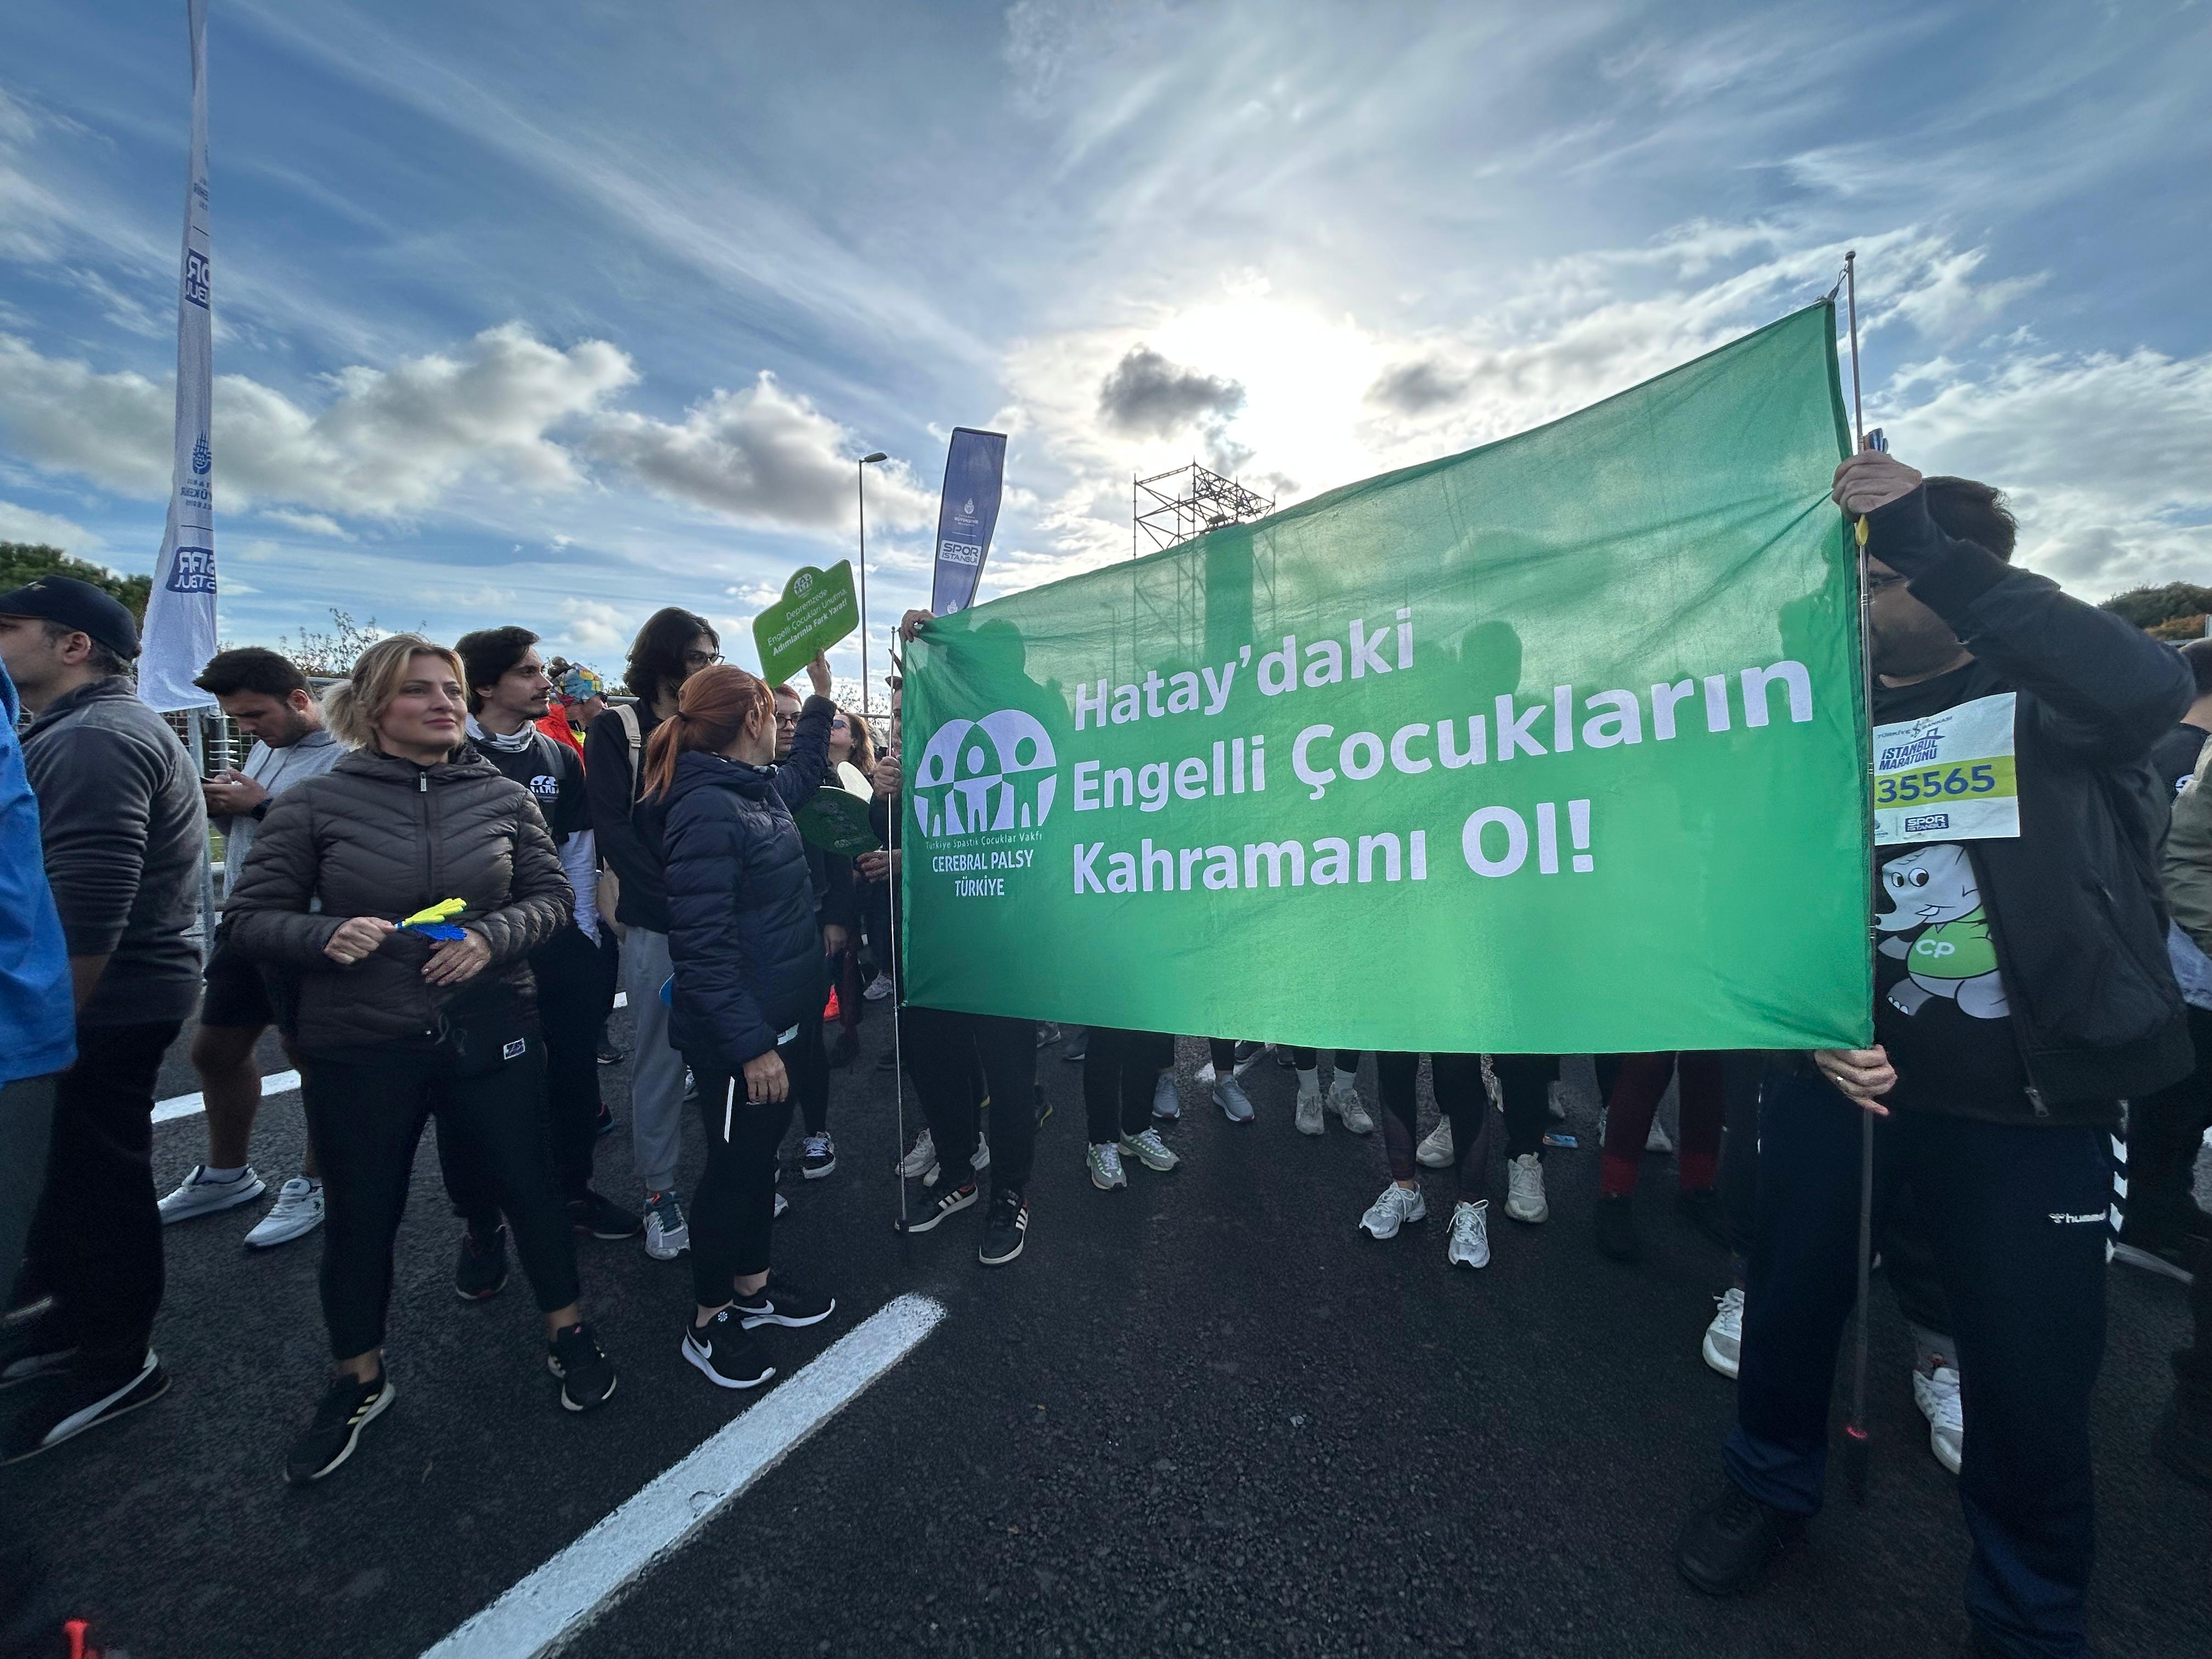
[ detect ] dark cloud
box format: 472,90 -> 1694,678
1098,345 -> 1245,437
1366,357 -> 1469,416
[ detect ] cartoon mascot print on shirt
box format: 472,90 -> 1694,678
1876,842 -> 2010,1020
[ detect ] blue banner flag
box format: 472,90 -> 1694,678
929,427 -> 1008,616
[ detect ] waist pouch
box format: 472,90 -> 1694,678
437,983 -> 538,1077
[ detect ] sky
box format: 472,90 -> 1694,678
1,0 -> 2208,686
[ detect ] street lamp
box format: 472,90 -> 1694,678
856,452 -> 888,716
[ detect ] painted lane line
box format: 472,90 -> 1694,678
153,991 -> 632,1122
421,1292 -> 946,1659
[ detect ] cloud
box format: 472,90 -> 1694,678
1097,345 -> 1245,438
1365,358 -> 1468,416
557,597 -> 639,655
0,496 -> 104,552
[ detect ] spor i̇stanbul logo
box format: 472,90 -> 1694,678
913,710 -> 1057,839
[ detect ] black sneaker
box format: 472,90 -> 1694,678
682,1308 -> 776,1390
900,1180 -> 978,1234
1232,1040 -> 1262,1069
548,1322 -> 618,1412
876,1047 -> 900,1073
283,1370 -> 393,1485
1673,1481 -> 1804,1595
596,1040 -> 628,1066
0,1352 -> 170,1465
1594,1193 -> 1643,1263
800,1133 -> 837,1180
567,1190 -> 644,1239
1676,1186 -> 1732,1250
1061,1031 -> 1087,1062
732,1276 -> 836,1329
1035,1022 -> 1062,1047
455,1222 -> 510,1300
979,1188 -> 1029,1267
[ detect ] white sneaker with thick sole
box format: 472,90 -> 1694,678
644,1191 -> 690,1260
1703,1287 -> 1744,1379
243,1178 -> 324,1250
1214,1076 -> 1256,1122
1327,1077 -> 1374,1134
1087,1143 -> 1127,1190
895,1130 -> 936,1179
1359,1183 -> 1427,1239
157,1166 -> 266,1224
1295,1085 -> 1324,1137
1118,1127 -> 1180,1172
1446,1199 -> 1491,1268
1914,1363 -> 1964,1475
1504,1153 -> 1549,1223
862,972 -> 894,1002
1416,1119 -> 1454,1167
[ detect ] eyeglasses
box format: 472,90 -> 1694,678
682,650 -> 723,669
831,717 -> 849,730
774,710 -> 801,726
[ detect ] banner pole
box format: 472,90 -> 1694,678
189,708 -> 219,964
1843,248 -> 1877,1508
887,700 -> 910,1232
856,460 -> 871,720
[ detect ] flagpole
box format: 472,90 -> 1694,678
1843,247 -> 1877,1508
856,452 -> 886,718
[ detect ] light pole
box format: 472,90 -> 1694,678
856,451 -> 888,716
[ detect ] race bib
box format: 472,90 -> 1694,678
1872,692 -> 2019,846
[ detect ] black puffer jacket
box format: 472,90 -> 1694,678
658,696 -> 833,1068
222,747 -> 571,1055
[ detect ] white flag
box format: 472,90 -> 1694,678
140,0 -> 217,714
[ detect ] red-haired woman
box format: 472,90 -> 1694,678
640,653 -> 839,1391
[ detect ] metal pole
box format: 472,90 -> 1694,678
857,460 -> 871,719
1843,247 -> 1877,1506
188,707 -> 219,963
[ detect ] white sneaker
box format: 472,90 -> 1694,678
1504,1153 -> 1549,1223
1118,1127 -> 1180,1172
862,971 -> 894,1002
895,1129 -> 937,1179
1326,1077 -> 1374,1134
158,1165 -> 266,1224
243,1178 -> 324,1250
1214,1076 -> 1256,1122
774,1190 -> 789,1218
1646,1118 -> 1674,1154
1914,1363 -> 1964,1474
1703,1287 -> 1744,1379
644,1190 -> 690,1259
1295,1082 -> 1324,1137
1416,1119 -> 1454,1168
1152,1073 -> 1181,1121
1359,1183 -> 1426,1239
1547,1080 -> 1570,1120
1087,1142 -> 1127,1190
1446,1199 -> 1491,1268
973,1135 -> 991,1171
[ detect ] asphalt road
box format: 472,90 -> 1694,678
3,1008 -> 2203,1659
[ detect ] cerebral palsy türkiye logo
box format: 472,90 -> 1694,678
913,711 -> 1057,839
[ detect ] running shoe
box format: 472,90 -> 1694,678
454,1222 -> 510,1300
895,1128 -> 938,1179
244,1177 -> 325,1250
1294,1084 -> 1324,1137
1673,1482 -> 1802,1596
862,971 -> 895,1001
644,1190 -> 690,1259
732,1277 -> 835,1329
902,1180 -> 978,1233
1232,1041 -> 1263,1072
979,1189 -> 1029,1266
682,1308 -> 775,1390
0,1352 -> 168,1465
1118,1127 -> 1180,1172
548,1322 -> 618,1412
1914,1362 -> 1964,1475
1446,1199 -> 1491,1268
1087,1143 -> 1127,1190
876,1047 -> 899,1073
800,1133 -> 837,1180
157,1165 -> 266,1224
1547,1079 -> 1570,1120
283,1370 -> 392,1485
567,1190 -> 644,1239
596,1039 -> 628,1066
1035,1022 -> 1062,1047
1214,1076 -> 1255,1122
1703,1287 -> 1744,1379
1417,1119 -> 1454,1168
1594,1193 -> 1642,1262
1504,1153 -> 1549,1224
1359,1183 -> 1426,1239
921,1135 -> 991,1189
1326,1076 -> 1374,1134
774,1190 -> 788,1219
1646,1118 -> 1674,1154
1061,1030 -> 1088,1062
1151,1073 -> 1182,1121
592,1104 -> 618,1137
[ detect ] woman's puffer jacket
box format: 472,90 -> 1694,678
221,746 -> 571,1054
660,695 -> 833,1069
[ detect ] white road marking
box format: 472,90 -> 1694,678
153,991 -> 633,1122
421,1293 -> 946,1659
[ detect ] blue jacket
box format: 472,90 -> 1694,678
661,696 -> 834,1069
0,661 -> 75,1084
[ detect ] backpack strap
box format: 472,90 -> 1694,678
615,702 -> 645,806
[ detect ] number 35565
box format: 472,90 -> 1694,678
1876,764 -> 1997,804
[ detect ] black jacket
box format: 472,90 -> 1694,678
222,747 -> 570,1056
658,696 -> 834,1069
1854,485 -> 2194,1116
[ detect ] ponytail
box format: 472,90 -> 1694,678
639,663 -> 772,799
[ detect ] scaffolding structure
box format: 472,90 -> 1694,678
1132,461 -> 1274,557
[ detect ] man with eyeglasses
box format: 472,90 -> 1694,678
770,684 -> 856,1180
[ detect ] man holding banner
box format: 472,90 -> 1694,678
1674,453 -> 2191,1659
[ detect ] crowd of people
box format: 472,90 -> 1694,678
0,450 -> 2208,1657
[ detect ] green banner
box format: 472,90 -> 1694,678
798,766 -> 882,856
754,561 -> 860,689
901,303 -> 1871,1053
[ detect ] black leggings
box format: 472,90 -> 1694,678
303,1037 -> 579,1359
1487,1053 -> 1557,1160
901,1006 -> 1037,1194
1290,1048 -> 1360,1071
683,1044 -> 798,1306
1376,1052 -> 1490,1201
792,1003 -> 831,1136
1085,1028 -> 1173,1143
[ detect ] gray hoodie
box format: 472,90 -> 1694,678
21,676 -> 207,1028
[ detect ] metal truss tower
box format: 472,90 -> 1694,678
1132,461 -> 1274,557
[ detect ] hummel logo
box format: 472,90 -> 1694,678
2049,1211 -> 2108,1224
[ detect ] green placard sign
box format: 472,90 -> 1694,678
754,561 -> 860,689
798,778 -> 881,856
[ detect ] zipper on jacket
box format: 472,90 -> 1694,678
1963,842 -> 2053,1116
418,766 -> 441,1032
